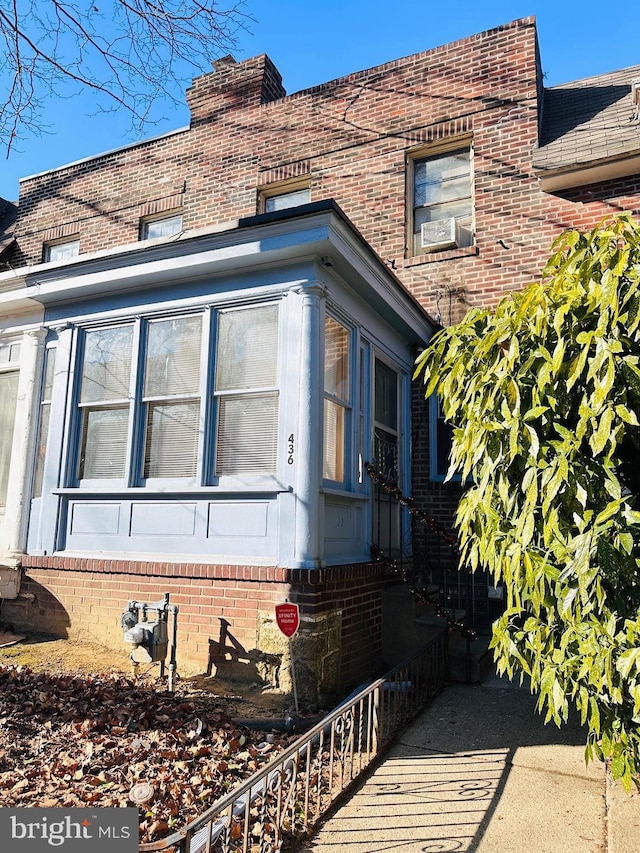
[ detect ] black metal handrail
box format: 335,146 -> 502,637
366,461 -> 478,639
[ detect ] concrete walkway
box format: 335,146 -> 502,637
299,672 -> 640,853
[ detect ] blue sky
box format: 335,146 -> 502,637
1,0 -> 636,201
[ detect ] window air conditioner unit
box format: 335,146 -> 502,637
421,217 -> 460,250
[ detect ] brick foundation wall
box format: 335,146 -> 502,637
7,556 -> 396,703
288,562 -> 397,690
16,557 -> 288,674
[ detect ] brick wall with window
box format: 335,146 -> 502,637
13,17 -> 636,324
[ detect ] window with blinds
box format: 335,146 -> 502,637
33,348 -> 56,498
0,338 -> 21,508
143,315 -> 202,478
75,305 -> 280,486
0,366 -> 19,507
214,305 -> 279,475
79,325 -> 133,479
323,316 -> 351,483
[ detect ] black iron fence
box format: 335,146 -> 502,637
139,632 -> 448,853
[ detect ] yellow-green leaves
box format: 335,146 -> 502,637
414,214 -> 640,789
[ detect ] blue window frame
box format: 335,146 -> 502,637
323,314 -> 352,485
73,304 -> 279,488
429,393 -> 459,482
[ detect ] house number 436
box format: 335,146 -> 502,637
287,434 -> 295,465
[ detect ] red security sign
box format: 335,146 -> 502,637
276,602 -> 300,638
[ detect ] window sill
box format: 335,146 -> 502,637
404,245 -> 478,266
55,482 -> 292,497
321,487 -> 370,501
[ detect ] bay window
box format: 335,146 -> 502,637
75,304 -> 279,486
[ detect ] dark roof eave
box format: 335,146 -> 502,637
533,149 -> 640,192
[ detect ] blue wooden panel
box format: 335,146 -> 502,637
323,498 -> 368,563
62,496 -> 278,561
69,502 -> 120,535
207,501 -> 269,538
130,502 -> 198,536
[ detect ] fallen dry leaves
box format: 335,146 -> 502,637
0,664 -> 291,845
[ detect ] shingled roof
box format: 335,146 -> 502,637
533,65 -> 640,191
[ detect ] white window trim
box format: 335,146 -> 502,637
258,178 -> 311,214
44,239 -> 80,263
406,136 -> 474,257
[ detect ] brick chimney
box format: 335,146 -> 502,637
187,54 -> 287,125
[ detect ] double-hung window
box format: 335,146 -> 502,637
0,340 -> 21,507
410,144 -> 473,255
214,305 -> 279,476
78,325 -> 135,480
33,347 -> 55,498
143,315 -> 202,478
78,315 -> 203,483
323,316 -> 351,484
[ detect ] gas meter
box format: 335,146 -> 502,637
123,616 -> 168,663
121,593 -> 178,690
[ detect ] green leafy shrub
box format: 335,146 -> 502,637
414,215 -> 640,789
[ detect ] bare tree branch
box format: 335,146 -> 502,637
0,0 -> 251,156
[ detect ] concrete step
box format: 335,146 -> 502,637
415,608 -> 467,628
447,631 -> 494,684
382,584 -> 444,665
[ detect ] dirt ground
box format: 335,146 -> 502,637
0,631 -> 293,721
0,633 -> 301,845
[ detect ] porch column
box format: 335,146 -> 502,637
292,282 -> 326,569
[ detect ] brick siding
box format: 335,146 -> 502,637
8,17 -> 640,699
